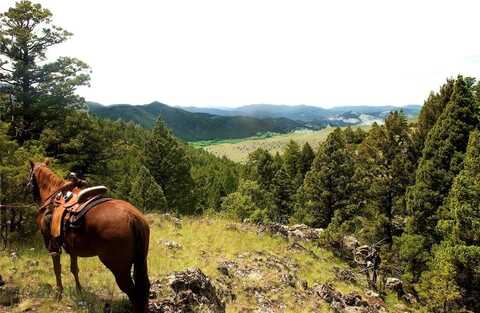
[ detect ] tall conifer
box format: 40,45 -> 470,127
144,118 -> 196,214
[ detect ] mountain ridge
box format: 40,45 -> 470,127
87,101 -> 311,141
87,102 -> 421,141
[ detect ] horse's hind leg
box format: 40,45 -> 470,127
70,255 -> 82,292
112,269 -> 136,309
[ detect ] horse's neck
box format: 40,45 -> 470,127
36,167 -> 66,203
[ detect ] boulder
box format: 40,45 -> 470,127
313,283 -> 384,313
149,268 -> 225,313
342,236 -> 360,253
385,277 -> 404,295
263,223 -> 323,242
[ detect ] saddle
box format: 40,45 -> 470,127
50,186 -> 110,238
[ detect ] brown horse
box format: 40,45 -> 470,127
27,160 -> 150,313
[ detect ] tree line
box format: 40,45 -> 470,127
228,77 -> 480,312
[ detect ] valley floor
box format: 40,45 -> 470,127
203,129 -> 334,162
0,215 -> 409,313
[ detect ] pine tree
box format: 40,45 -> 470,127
221,179 -> 274,222
244,148 -> 276,191
440,130 -> 480,245
400,76 -> 479,281
129,165 -> 168,212
299,142 -> 315,180
299,128 -> 354,227
419,130 -> 480,312
283,140 -> 302,189
0,1 -> 90,142
355,113 -> 415,243
271,166 -> 294,222
413,79 -> 454,157
144,118 -> 196,215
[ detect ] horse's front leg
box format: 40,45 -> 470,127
70,255 -> 82,292
52,254 -> 63,299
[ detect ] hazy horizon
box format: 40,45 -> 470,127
91,101 -> 422,109
2,0 -> 479,108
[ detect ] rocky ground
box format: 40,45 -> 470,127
0,215 -> 414,312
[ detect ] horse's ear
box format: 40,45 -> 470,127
44,158 -> 50,166
29,159 -> 35,168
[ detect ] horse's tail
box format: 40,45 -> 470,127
131,215 -> 150,311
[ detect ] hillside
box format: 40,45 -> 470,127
183,104 -> 422,122
87,102 -> 308,141
88,102 -> 421,142
0,215 -> 412,313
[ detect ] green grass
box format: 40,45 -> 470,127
200,126 -> 373,162
201,128 -> 334,162
1,215 -> 408,312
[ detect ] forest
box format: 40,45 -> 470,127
1,1 -> 480,313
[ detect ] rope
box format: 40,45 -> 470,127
0,204 -> 34,209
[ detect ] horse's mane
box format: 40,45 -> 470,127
35,166 -> 66,198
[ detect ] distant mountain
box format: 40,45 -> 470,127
88,102 -> 309,141
88,102 -> 421,141
182,104 -> 422,122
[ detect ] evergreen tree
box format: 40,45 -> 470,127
348,113 -> 416,243
413,79 -> 454,157
129,165 -> 168,212
0,1 -> 90,142
271,166 -> 294,222
299,128 -> 354,227
189,148 -> 239,212
420,130 -> 480,312
221,179 -> 274,222
283,140 -> 302,188
401,76 -> 479,280
299,142 -> 315,180
244,148 -> 276,191
144,118 -> 196,214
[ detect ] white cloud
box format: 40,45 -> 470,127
1,0 -> 479,107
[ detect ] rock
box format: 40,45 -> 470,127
149,268 -> 225,313
333,266 -> 357,283
402,292 -> 417,304
217,261 -> 236,277
385,277 -> 404,296
342,236 -> 359,253
313,283 -> 384,313
158,240 -> 182,250
263,223 -> 323,242
265,223 -> 290,238
160,213 -> 183,228
287,242 -> 319,259
365,290 -> 380,299
0,284 -> 20,306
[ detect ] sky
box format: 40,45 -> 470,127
1,0 -> 480,108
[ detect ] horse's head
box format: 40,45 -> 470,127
27,158 -> 51,203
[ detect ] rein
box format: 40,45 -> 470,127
27,165 -> 78,212
37,182 -> 77,211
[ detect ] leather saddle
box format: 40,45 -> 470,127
50,186 -> 110,238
